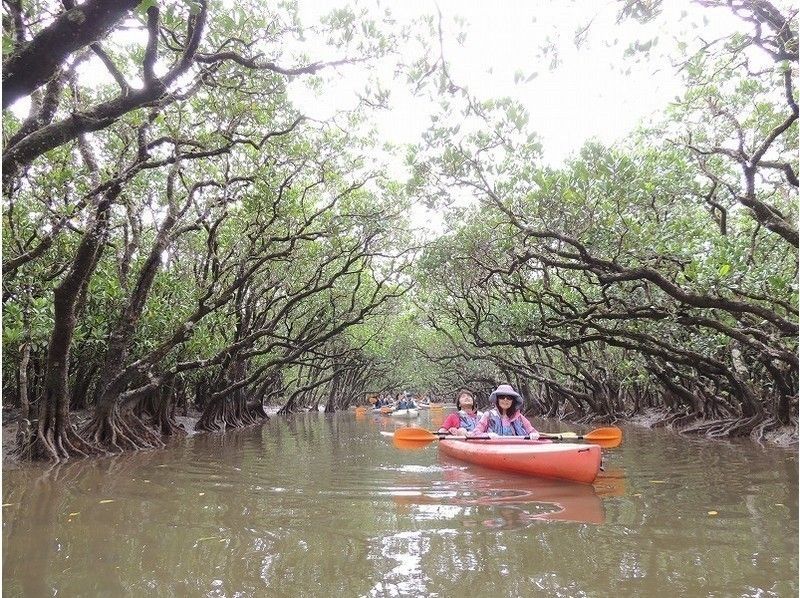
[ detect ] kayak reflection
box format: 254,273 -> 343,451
391,461 -> 606,526
594,467 -> 627,497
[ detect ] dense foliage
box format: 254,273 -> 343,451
408,0 -> 798,439
2,0 -> 796,461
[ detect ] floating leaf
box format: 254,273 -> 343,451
99,499 -> 115,504
69,512 -> 80,517
708,510 -> 718,516
649,480 -> 666,484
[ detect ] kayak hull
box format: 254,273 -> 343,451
391,408 -> 419,418
439,438 -> 601,483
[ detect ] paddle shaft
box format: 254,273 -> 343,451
392,425 -> 622,443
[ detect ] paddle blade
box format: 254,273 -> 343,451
393,437 -> 431,451
583,426 -> 623,442
592,437 -> 622,449
394,427 -> 438,442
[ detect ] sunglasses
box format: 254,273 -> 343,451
498,396 -> 514,401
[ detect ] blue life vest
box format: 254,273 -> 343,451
487,409 -> 528,436
458,411 -> 479,431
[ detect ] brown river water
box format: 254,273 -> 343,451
2,409 -> 797,597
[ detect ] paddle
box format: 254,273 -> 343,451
393,425 -> 622,444
387,429 -> 491,441
539,427 -> 622,442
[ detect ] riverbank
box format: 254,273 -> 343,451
625,408 -> 798,448
1,406 -> 282,469
1,408 -> 199,469
3,406 -> 796,469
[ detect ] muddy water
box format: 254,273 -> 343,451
2,410 -> 797,597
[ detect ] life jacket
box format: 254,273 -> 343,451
487,408 -> 528,436
458,410 -> 479,431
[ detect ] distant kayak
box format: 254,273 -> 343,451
439,438 -> 601,484
390,408 -> 419,418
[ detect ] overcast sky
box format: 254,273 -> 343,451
288,0 -> 745,233
291,0 -> 744,165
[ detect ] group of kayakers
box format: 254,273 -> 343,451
372,391 -> 419,411
437,384 -> 539,439
395,393 -> 418,411
366,383 -> 539,439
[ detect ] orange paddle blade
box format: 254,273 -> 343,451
393,437 -> 432,451
591,437 -> 622,449
583,426 -> 622,442
394,427 -> 439,441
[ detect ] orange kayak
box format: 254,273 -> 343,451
439,438 -> 602,484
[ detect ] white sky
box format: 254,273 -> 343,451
289,0 -> 744,233
290,0 -> 746,161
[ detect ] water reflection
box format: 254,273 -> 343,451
2,411 -> 797,597
389,462 -> 606,526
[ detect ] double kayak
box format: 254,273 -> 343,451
391,408 -> 419,418
438,438 -> 601,484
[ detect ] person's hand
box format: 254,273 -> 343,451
448,426 -> 459,435
455,428 -> 468,437
487,432 -> 499,439
528,431 -> 540,440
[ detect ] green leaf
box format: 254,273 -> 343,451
136,0 -> 157,16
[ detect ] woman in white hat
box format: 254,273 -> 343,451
470,384 -> 539,439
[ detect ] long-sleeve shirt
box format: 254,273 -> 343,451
438,411 -> 479,433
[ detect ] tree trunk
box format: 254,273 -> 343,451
21,187 -> 118,461
2,0 -> 141,108
18,341 -> 30,421
84,196 -> 183,450
324,368 -> 340,413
